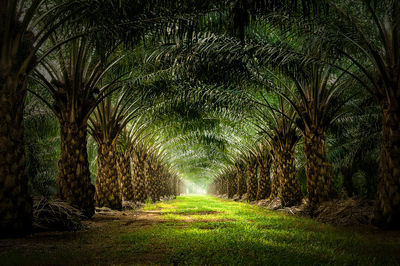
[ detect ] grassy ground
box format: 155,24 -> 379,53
1,195 -> 399,265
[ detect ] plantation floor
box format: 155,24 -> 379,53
1,195 -> 400,265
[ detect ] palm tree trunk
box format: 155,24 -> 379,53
118,150 -> 134,201
132,151 -> 147,202
235,163 -> 246,197
304,130 -> 334,206
95,142 -> 122,210
167,173 -> 173,196
222,177 -> 228,195
154,168 -> 161,200
246,159 -> 258,201
144,158 -> 157,202
0,79 -> 32,236
0,11 -> 35,235
226,180 -> 230,197
269,160 -> 280,199
277,145 -> 302,207
216,180 -> 221,195
374,104 -> 400,228
153,166 -> 162,201
172,175 -> 177,196
57,121 -> 95,217
161,171 -> 168,198
256,154 -> 272,200
227,173 -> 236,198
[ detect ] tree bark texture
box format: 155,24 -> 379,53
94,142 -> 122,210
256,154 -> 272,200
144,158 -> 158,202
132,149 -> 147,202
0,79 -> 32,236
246,159 -> 258,201
304,130 -> 334,206
276,145 -> 302,207
118,150 -> 134,201
375,101 -> 400,228
0,15 -> 35,236
269,161 -> 280,199
57,121 -> 95,217
235,163 -> 246,197
226,172 -> 236,198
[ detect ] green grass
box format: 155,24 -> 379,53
121,195 -> 400,265
0,195 -> 399,265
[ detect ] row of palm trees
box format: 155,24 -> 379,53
1,0 -> 400,236
150,0 -> 399,228
1,0 -> 205,236
32,37 -> 185,212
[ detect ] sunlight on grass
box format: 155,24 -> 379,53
1,195 -> 398,265
121,195 -> 399,265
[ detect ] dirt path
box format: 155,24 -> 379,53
1,195 -> 400,265
0,208 -> 172,265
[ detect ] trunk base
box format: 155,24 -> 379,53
304,131 -> 335,206
57,122 -> 95,217
373,105 -> 400,228
95,142 -> 122,210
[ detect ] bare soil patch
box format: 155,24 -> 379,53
0,208 -> 170,264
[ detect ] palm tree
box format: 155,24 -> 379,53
234,159 -> 247,198
0,0 -> 80,236
117,113 -> 152,202
321,0 -> 400,228
275,65 -> 349,206
254,90 -> 302,207
131,142 -> 148,202
243,0 -> 400,227
245,152 -> 258,201
89,86 -> 141,210
225,167 -> 237,198
144,146 -> 163,202
0,0 -> 231,234
255,143 -> 272,200
32,38 -> 128,216
116,122 -> 141,202
0,0 -> 134,232
116,128 -> 135,202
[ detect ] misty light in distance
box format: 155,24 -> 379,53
184,181 -> 207,195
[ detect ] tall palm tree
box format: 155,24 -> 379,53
225,167 -> 237,198
116,128 -> 135,202
321,0 -> 400,228
234,158 -> 247,198
89,86 -> 141,210
0,0 -> 232,234
245,0 -> 400,227
245,152 -> 258,201
254,90 -> 302,207
276,65 -> 348,206
0,0 -> 80,236
131,142 -> 149,202
116,120 -> 146,202
32,38 -> 128,216
255,143 -> 272,200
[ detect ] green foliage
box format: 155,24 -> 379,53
22,0 -> 391,201
25,95 -> 60,198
